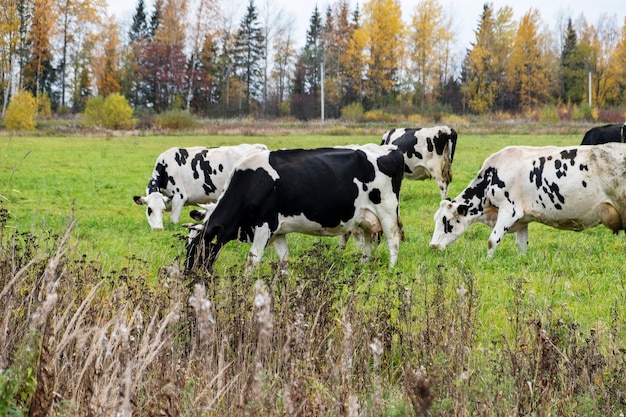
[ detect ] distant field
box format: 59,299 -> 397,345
0,132 -> 626,416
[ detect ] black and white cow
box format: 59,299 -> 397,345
381,126 -> 457,198
429,144 -> 626,258
184,145 -> 405,274
133,144 -> 268,229
580,123 -> 625,145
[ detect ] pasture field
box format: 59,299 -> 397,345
1,131 -> 625,415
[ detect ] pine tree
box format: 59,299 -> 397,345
560,19 -> 578,101
232,0 -> 265,115
129,0 -> 150,43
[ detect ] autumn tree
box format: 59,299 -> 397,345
185,0 -> 219,112
93,16 -> 122,96
56,0 -> 104,109
616,17 -> 626,103
321,1 -> 355,118
341,5 -> 366,107
22,0 -> 56,101
360,0 -> 404,108
144,0 -> 188,111
406,0 -> 453,110
507,9 -> 553,111
586,14 -> 621,106
0,0 -> 20,116
269,17 -> 296,116
462,3 -> 515,113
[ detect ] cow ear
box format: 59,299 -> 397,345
133,196 -> 146,205
189,210 -> 205,221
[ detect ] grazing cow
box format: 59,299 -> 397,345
429,144 -> 626,258
381,126 -> 458,198
580,123 -> 625,145
184,145 -> 404,274
133,144 -> 268,229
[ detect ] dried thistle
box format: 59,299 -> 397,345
404,364 -> 433,417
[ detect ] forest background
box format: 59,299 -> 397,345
1,0 -> 626,127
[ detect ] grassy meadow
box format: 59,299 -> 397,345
1,130 -> 625,415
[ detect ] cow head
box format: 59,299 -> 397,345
133,192 -> 172,230
429,199 -> 471,250
183,222 -> 223,274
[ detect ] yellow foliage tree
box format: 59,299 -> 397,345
93,16 -> 122,96
508,8 -> 553,111
342,20 -> 368,102
5,91 -> 37,131
361,0 -> 404,106
407,0 -> 453,109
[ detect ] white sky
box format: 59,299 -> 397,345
107,0 -> 625,53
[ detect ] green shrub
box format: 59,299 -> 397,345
155,109 -> 198,130
82,94 -> 135,130
102,93 -> 135,130
82,95 -> 105,128
36,93 -> 52,119
572,103 -> 594,121
4,91 -> 37,131
539,105 -> 559,122
340,102 -> 365,122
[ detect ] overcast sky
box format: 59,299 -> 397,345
108,0 -> 625,52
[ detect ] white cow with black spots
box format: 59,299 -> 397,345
430,144 -> 626,257
134,144 -> 268,229
381,126 -> 457,198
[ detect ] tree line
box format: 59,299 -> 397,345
1,0 -> 626,122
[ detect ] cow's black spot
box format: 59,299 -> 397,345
147,207 -> 153,216
369,189 -> 382,204
582,180 -> 587,187
443,216 -> 453,233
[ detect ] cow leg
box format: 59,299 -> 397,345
515,225 -> 529,254
272,235 -> 289,274
487,205 -> 523,258
338,232 -> 351,250
246,224 -> 271,273
379,216 -> 402,268
169,197 -> 185,224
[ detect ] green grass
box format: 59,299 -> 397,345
2,132 -> 625,415
3,132 -> 623,333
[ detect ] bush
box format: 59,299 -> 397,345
4,91 -> 37,131
340,102 -> 365,122
102,93 -> 134,130
539,105 -> 559,123
155,109 -> 198,130
572,103 -> 594,121
82,96 -> 105,128
36,93 -> 52,119
82,94 -> 135,130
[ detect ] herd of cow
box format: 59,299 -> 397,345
133,121 -> 626,274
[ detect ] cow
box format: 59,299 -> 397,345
133,144 -> 268,229
380,126 -> 458,198
580,123 -> 625,145
429,144 -> 626,258
184,145 -> 405,274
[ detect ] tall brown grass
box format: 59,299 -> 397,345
1,208 -> 625,416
